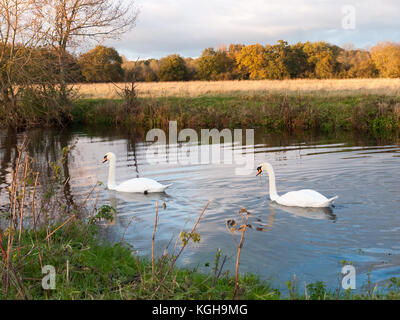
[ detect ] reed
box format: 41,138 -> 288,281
226,208 -> 251,299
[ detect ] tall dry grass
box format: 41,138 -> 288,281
75,78 -> 400,99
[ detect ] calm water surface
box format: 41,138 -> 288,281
1,127 -> 400,293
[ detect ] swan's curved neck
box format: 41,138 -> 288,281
107,158 -> 117,190
265,165 -> 279,201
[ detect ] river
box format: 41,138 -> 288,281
1,126 -> 399,293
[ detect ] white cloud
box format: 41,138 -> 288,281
106,0 -> 400,59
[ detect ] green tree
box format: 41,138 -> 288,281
263,40 -> 300,79
78,46 -> 124,82
288,42 -> 311,78
197,47 -> 234,80
158,54 -> 188,81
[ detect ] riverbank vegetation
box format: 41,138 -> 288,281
71,92 -> 400,137
3,86 -> 399,135
1,140 -> 400,300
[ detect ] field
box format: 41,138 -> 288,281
75,78 -> 400,99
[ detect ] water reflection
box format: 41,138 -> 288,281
252,204 -> 276,232
269,202 -> 337,221
0,128 -> 77,210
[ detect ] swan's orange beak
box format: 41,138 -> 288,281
256,166 -> 262,176
102,156 -> 108,163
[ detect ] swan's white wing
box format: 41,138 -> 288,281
116,178 -> 171,193
277,189 -> 331,208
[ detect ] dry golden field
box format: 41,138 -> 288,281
74,78 -> 400,99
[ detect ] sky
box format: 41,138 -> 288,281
106,0 -> 400,60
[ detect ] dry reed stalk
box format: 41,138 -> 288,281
4,137 -> 25,296
120,215 -> 135,243
151,202 -> 159,280
304,281 -> 309,300
233,209 -> 249,300
133,250 -> 143,284
0,231 -> 7,260
152,200 -> 212,296
81,182 -> 101,208
66,260 -> 69,287
44,215 -> 76,241
17,156 -> 29,259
31,171 -> 43,269
2,137 -> 31,298
290,274 -> 297,299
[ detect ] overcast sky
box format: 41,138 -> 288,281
106,0 -> 400,60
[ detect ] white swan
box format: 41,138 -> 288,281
256,162 -> 338,208
102,152 -> 171,193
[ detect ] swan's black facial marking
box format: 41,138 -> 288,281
102,155 -> 108,163
256,166 -> 262,176
144,190 -> 148,195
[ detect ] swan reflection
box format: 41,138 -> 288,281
269,201 -> 336,221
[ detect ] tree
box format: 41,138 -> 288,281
79,45 -> 123,82
236,41 -> 305,80
263,40 -> 298,79
197,47 -> 234,80
337,49 -> 378,78
37,0 -> 138,100
302,41 -> 340,78
370,42 -> 400,78
0,0 -> 46,123
158,54 -> 188,81
289,42 -> 311,78
227,44 -> 246,79
184,57 -> 198,81
236,44 -> 268,80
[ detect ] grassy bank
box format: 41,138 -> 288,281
3,217 -> 400,300
1,218 -> 281,300
72,92 -> 400,135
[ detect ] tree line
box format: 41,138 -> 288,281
76,40 -> 400,83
